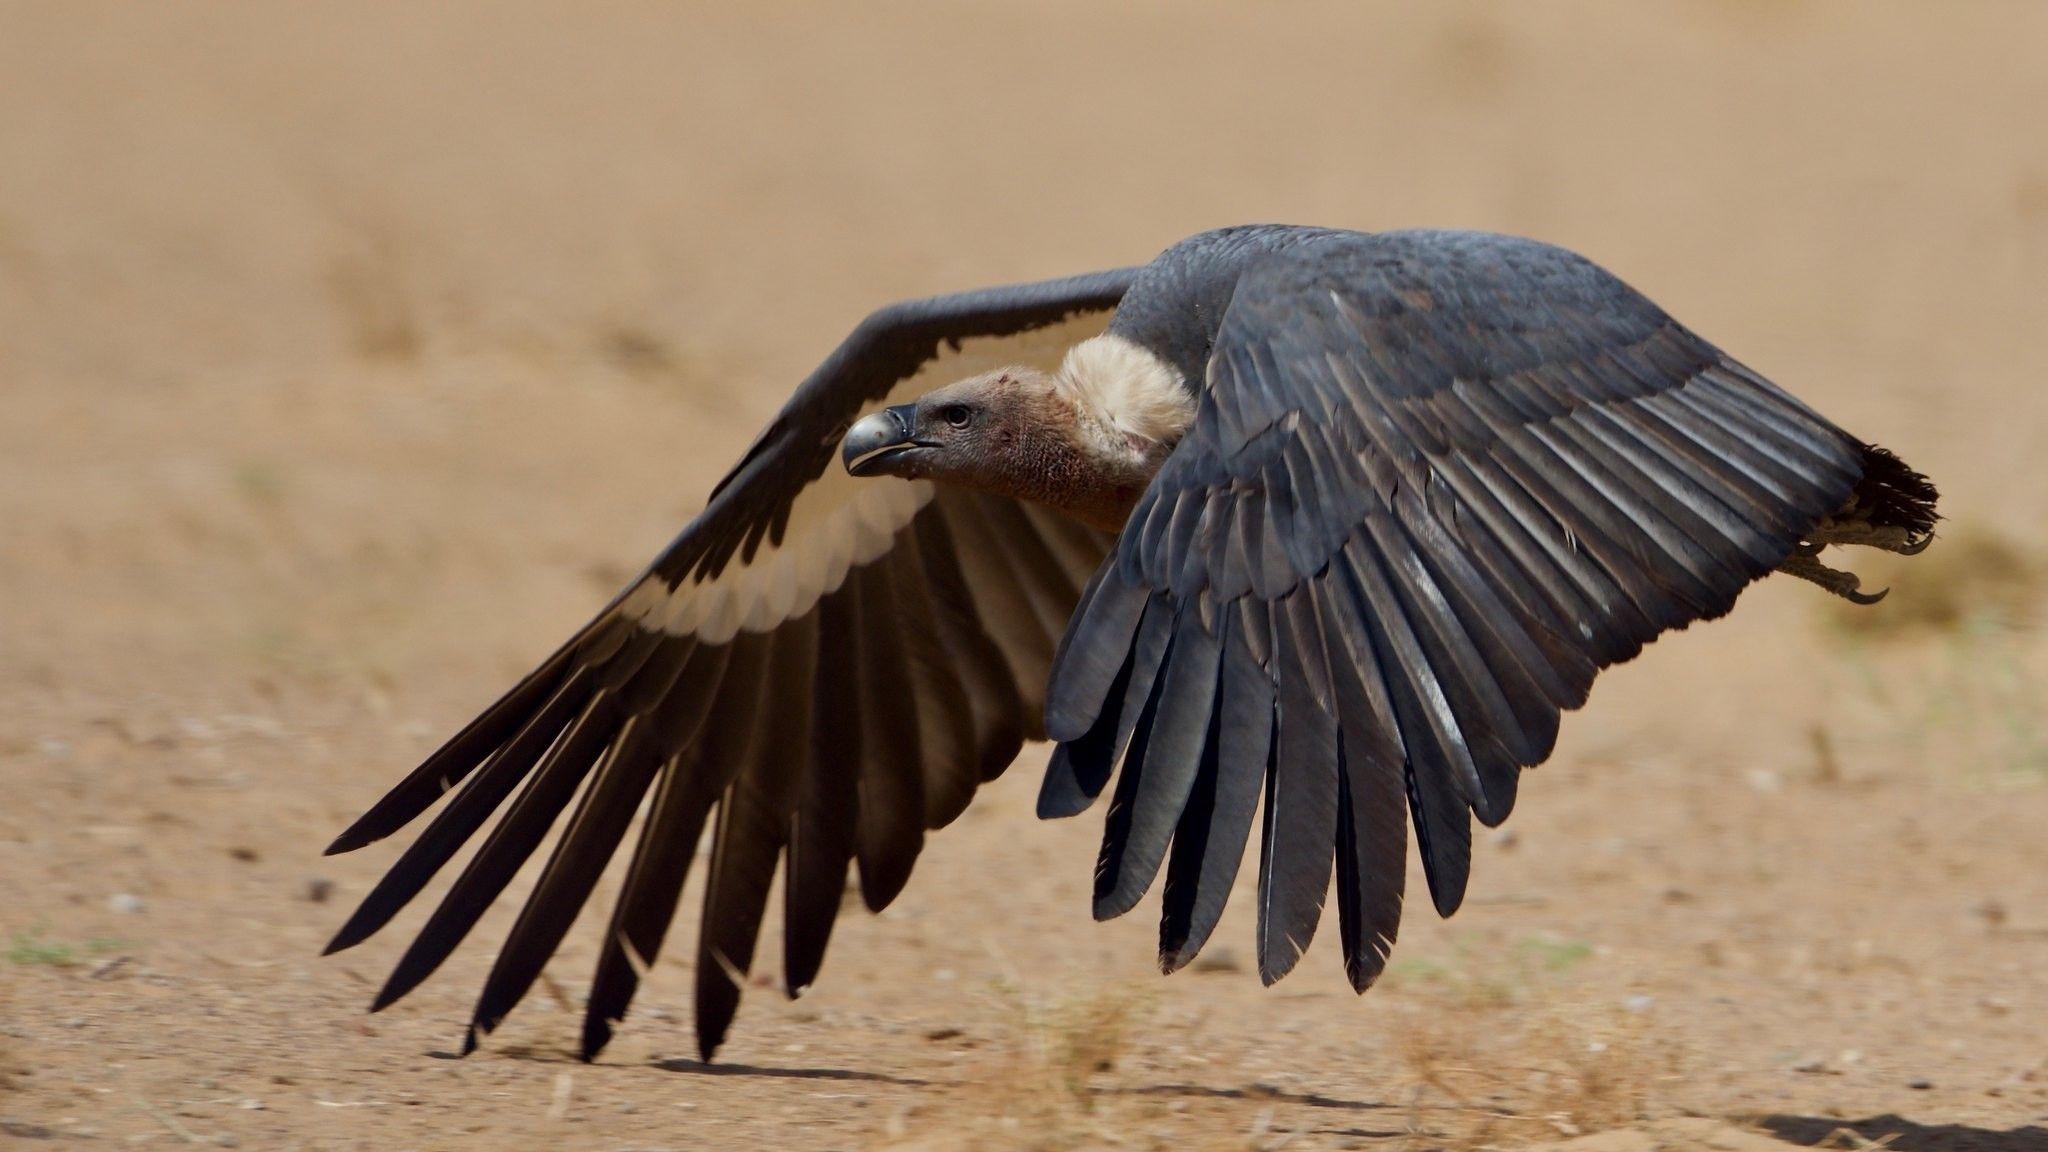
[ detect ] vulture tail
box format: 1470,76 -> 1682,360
1847,442 -> 1941,544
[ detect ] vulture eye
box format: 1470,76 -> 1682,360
939,404 -> 973,429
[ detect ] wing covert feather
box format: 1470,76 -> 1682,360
1047,229 -> 1867,983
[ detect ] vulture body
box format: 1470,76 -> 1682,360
324,226 -> 1938,1062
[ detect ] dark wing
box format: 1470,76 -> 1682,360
324,269 -> 1134,1061
1043,230 -> 1863,989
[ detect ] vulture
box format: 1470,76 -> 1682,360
324,226 -> 1939,1063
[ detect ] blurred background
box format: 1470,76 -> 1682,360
1,4 -> 2043,1149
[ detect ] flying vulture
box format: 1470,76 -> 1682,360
325,226 -> 1939,1062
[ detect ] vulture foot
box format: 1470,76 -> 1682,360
1778,551 -> 1888,605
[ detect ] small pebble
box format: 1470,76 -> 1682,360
107,893 -> 146,915
1745,769 -> 1783,794
1908,1078 -> 1933,1090
1624,995 -> 1654,1013
303,878 -> 334,904
923,1026 -> 963,1042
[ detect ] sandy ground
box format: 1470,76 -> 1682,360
2,3 -> 2046,1149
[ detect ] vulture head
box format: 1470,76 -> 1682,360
841,336 -> 1194,531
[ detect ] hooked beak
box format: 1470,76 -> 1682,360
842,403 -> 925,476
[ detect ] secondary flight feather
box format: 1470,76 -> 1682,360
324,225 -> 1938,1062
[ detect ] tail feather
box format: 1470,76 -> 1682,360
1848,442 -> 1940,543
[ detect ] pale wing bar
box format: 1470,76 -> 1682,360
325,270 -> 1130,1061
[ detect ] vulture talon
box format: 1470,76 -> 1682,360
1777,552 -> 1891,606
324,225 -> 1940,1063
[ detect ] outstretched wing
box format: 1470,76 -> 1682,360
325,268 -> 1134,1061
1043,231 -> 1863,988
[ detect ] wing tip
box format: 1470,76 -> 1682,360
1471,791 -> 1516,830
367,980 -> 404,1016
1041,707 -> 1092,747
324,896 -> 396,957
1255,954 -> 1296,988
367,945 -> 442,1015
1344,957 -> 1388,994
1091,887 -> 1144,923
1427,881 -> 1466,920
694,1029 -> 725,1065
857,851 -> 920,915
1157,943 -> 1199,976
323,827 -> 370,856
579,1017 -> 614,1064
1036,744 -> 1099,820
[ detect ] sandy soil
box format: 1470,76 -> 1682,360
2,3 -> 2045,1149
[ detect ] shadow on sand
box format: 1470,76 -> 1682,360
1104,1081 -> 1393,1114
652,1058 -> 931,1087
1763,1114 -> 2048,1152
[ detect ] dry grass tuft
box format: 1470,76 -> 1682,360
1380,938 -> 1683,1148
874,980 -> 1288,1152
1042,985 -> 1144,1103
960,980 -> 1153,1146
885,940 -> 1683,1150
1385,1002 -> 1681,1147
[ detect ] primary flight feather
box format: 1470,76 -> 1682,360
324,226 -> 1938,1062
